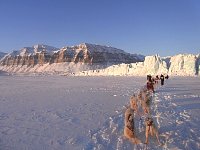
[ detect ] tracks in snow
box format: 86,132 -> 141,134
84,85 -> 198,150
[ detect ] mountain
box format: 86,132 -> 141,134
1,43 -> 198,76
0,43 -> 144,74
0,52 -> 7,59
1,44 -> 59,66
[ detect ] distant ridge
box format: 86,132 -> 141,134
0,43 -> 144,74
0,43 -> 144,66
0,52 -> 7,59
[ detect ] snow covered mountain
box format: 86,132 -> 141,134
0,44 -> 199,76
0,43 -> 143,66
0,43 -> 144,74
1,44 -> 59,66
0,52 -> 7,59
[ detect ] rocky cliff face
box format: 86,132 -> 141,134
1,45 -> 58,66
0,43 -> 143,67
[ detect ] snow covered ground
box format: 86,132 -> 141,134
0,75 -> 199,150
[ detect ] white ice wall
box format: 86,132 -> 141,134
168,54 -> 197,76
77,54 -> 199,76
197,54 -> 200,75
77,55 -> 169,76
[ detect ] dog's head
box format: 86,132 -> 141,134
130,95 -> 137,109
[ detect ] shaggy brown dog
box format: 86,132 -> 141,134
137,90 -> 151,115
141,93 -> 151,114
124,107 -> 141,144
130,95 -> 138,113
145,117 -> 161,145
153,77 -> 159,84
147,81 -> 155,93
137,91 -> 143,106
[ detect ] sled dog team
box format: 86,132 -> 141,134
124,75 -> 167,145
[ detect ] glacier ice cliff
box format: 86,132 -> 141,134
77,54 -> 200,76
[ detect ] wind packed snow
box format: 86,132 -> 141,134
0,75 -> 199,150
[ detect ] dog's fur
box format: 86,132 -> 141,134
130,95 -> 138,112
142,93 -> 151,114
147,81 -> 155,93
137,91 -> 151,115
145,117 -> 161,145
124,107 -> 141,144
153,77 -> 159,84
137,89 -> 147,104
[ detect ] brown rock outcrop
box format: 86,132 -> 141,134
0,43 -> 144,67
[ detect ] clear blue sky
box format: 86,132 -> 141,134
0,0 -> 199,56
